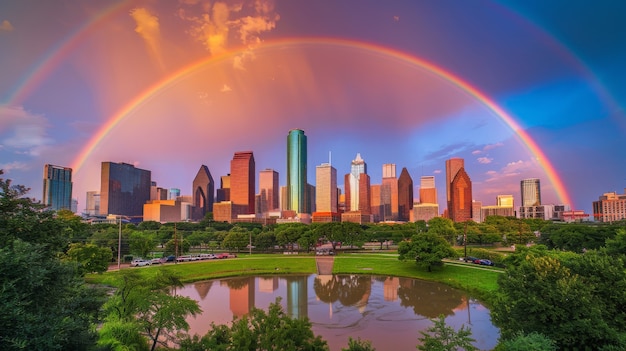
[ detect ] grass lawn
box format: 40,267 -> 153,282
87,252 -> 501,304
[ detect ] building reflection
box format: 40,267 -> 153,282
221,276 -> 255,317
259,276 -> 279,293
313,274 -> 372,316
284,275 -> 308,319
193,281 -> 213,300
383,276 -> 399,301
396,277 -> 464,318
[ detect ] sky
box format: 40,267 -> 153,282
1,0 -> 625,216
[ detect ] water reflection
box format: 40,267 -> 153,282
178,275 -> 498,351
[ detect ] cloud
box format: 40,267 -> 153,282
477,157 -> 493,164
129,8 -> 165,70
220,84 -> 232,92
484,142 -> 503,150
433,169 -> 442,174
0,161 -> 28,172
179,0 -> 280,69
472,150 -> 481,155
1,20 -> 14,32
0,105 -> 52,154
393,16 -> 400,22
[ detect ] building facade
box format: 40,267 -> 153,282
286,129 -> 308,214
100,162 -> 151,217
85,191 -> 100,216
381,164 -> 399,221
345,153 -> 368,212
397,167 -> 413,222
230,151 -> 255,215
192,165 -> 215,220
419,175 -> 437,205
521,178 -> 541,206
259,168 -> 279,215
315,163 -> 337,213
42,164 -> 73,211
593,190 -> 626,222
448,166 -> 472,222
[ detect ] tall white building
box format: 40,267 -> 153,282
347,153 -> 367,211
315,163 -> 337,212
520,178 -> 541,206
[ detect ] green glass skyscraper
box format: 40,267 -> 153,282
287,129 -> 308,214
42,164 -> 73,211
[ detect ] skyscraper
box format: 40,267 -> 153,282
398,167 -> 413,222
445,158 -> 464,204
192,165 -> 215,220
345,153 -> 370,213
85,191 -> 100,216
520,178 -> 541,206
449,167 -> 473,222
287,129 -> 308,214
381,164 -> 399,221
100,162 -> 151,217
259,168 -> 279,214
419,176 -> 437,204
315,163 -> 337,213
230,151 -> 255,214
216,174 -> 230,202
42,164 -> 73,211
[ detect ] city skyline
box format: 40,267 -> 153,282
1,1 -> 625,216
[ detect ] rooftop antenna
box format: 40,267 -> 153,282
329,151 -> 332,166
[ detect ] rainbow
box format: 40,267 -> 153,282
69,37 -> 573,206
2,1 -> 132,106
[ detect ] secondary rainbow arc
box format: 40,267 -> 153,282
69,37 -> 573,207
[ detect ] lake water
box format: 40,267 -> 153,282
177,274 -> 499,351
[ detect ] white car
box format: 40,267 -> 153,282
130,259 -> 151,267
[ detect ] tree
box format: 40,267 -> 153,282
129,230 -> 157,258
398,233 -> 456,272
606,228 -> 626,256
222,227 -> 250,252
100,269 -> 201,351
64,242 -> 112,275
492,247 -> 626,349
495,332 -> 556,351
181,298 -> 328,350
342,337 -> 376,351
417,315 -> 476,351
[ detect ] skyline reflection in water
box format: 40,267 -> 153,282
177,275 -> 499,351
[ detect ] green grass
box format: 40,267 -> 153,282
86,252 -> 501,304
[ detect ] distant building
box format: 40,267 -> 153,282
411,203 -> 439,222
151,182 -> 168,200
497,194 -> 514,208
472,200 -> 482,223
447,161 -> 472,222
286,129 -> 308,214
230,151 -> 255,215
192,165 -> 215,220
259,169 -> 279,215
100,162 -> 151,217
341,211 -> 373,224
168,188 -> 181,200
85,191 -> 100,216
345,153 -> 370,213
216,174 -> 231,202
370,184 -> 382,222
521,178 -> 541,206
315,163 -> 337,213
397,167 -> 413,222
381,164 -> 399,221
419,175 -> 437,205
482,195 -> 515,220
593,189 -> 626,222
42,164 -> 73,211
144,199 -> 192,223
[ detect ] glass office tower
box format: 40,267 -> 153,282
520,178 -> 541,206
42,164 -> 73,211
100,162 -> 151,217
287,129 -> 308,213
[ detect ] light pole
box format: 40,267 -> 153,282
464,221 -> 468,258
117,215 -> 122,270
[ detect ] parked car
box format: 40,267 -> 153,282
477,259 -> 493,266
463,256 -> 479,263
130,259 -> 151,267
150,258 -> 163,265
165,255 -> 176,262
176,255 -> 193,262
199,253 -> 216,260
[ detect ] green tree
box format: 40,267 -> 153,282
342,337 -> 376,351
129,230 -> 157,258
495,332 -> 556,351
182,298 -> 328,350
275,223 -> 308,251
606,228 -> 626,256
417,315 -> 476,351
223,227 -> 250,252
426,217 -> 456,244
100,269 -> 201,351
398,233 -> 456,272
64,242 -> 112,274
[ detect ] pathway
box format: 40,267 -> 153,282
315,256 -> 335,275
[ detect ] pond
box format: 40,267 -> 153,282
176,274 -> 499,351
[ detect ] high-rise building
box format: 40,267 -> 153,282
168,188 -> 181,200
286,129 -> 308,214
42,164 -> 73,211
520,178 -> 541,206
370,184 -> 382,222
259,169 -> 279,215
448,165 -> 472,222
445,158 -> 464,204
381,164 -> 399,221
315,163 -> 337,213
85,191 -> 100,216
100,162 -> 151,217
592,189 -> 626,222
398,167 -> 413,222
345,153 -> 368,212
217,174 -> 230,202
419,176 -> 437,204
230,151 -> 255,215
192,165 -> 215,220
497,194 -> 514,208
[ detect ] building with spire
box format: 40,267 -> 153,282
192,165 -> 214,220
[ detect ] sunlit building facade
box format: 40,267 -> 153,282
286,129 -> 308,214
398,167 -> 413,222
230,151 -> 255,215
381,164 -> 399,221
100,162 -> 151,217
259,168 -> 279,215
448,165 -> 472,222
521,178 -> 541,206
419,176 -> 437,204
345,153 -> 369,212
315,163 -> 337,213
192,165 -> 215,220
592,189 -> 626,222
42,164 -> 73,211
